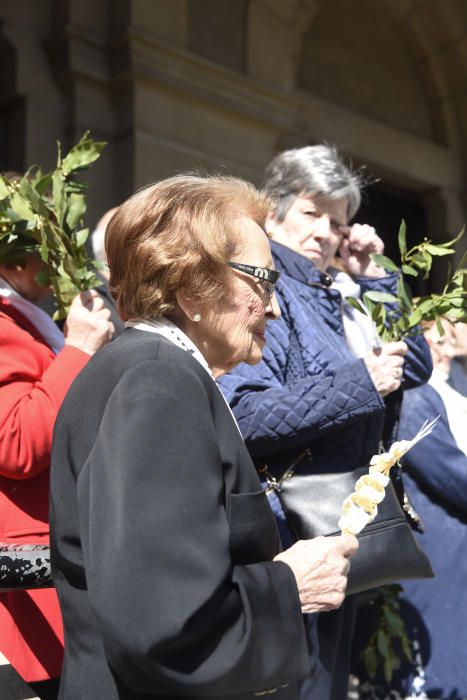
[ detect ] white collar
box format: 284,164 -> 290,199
125,316 -> 213,377
329,268 -> 362,299
0,277 -> 64,354
329,268 -> 382,357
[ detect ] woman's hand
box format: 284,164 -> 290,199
364,341 -> 408,397
274,534 -> 358,613
338,223 -> 385,277
64,290 -> 114,355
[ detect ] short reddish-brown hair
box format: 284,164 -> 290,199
106,174 -> 270,319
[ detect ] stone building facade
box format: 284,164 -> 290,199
1,0 -> 466,284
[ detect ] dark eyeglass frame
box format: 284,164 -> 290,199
228,261 -> 280,299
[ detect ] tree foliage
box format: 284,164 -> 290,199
346,221 -> 467,339
360,585 -> 413,685
0,132 -> 106,319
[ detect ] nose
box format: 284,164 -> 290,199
312,214 -> 332,240
266,291 -> 281,319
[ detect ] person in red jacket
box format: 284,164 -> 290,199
0,252 -> 114,699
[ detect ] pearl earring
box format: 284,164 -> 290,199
193,313 -> 201,322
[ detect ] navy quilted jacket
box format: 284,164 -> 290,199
219,242 -> 432,700
219,241 -> 432,480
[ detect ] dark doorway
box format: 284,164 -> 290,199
0,21 -> 25,173
352,184 -> 428,296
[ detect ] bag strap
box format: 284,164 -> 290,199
258,448 -> 312,494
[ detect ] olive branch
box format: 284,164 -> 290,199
0,131 -> 106,319
360,584 -> 413,685
346,221 -> 467,340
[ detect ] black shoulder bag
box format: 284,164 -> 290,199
261,449 -> 433,596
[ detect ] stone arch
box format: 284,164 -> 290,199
246,0 -> 466,155
297,0 -> 439,143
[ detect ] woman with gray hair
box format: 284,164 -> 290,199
219,145 -> 432,700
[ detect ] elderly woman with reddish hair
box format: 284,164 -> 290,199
50,174 -> 358,700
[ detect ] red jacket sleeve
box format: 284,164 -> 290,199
0,312 -> 90,479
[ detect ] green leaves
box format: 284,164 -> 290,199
361,644 -> 378,679
52,171 -> 66,228
60,131 -> 106,175
424,243 -> 455,256
377,629 -> 389,657
398,219 -> 407,257
0,179 -> 9,199
370,253 -> 399,273
0,132 -> 107,318
402,264 -> 417,277
363,291 -> 398,304
66,193 -> 87,231
360,584 -> 413,685
9,191 -> 35,221
351,221 -> 467,342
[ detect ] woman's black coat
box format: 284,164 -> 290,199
50,329 -> 310,699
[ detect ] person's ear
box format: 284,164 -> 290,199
265,211 -> 280,236
175,289 -> 202,324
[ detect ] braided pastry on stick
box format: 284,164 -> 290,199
338,417 -> 439,536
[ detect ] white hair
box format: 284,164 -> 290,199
263,144 -> 365,221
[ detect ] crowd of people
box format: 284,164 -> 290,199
0,144 -> 465,700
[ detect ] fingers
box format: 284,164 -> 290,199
276,534 -> 359,614
347,223 -> 384,254
65,292 -> 115,355
78,288 -> 98,307
98,307 -> 111,320
81,290 -> 105,312
323,534 -> 359,558
335,533 -> 359,557
70,289 -> 104,312
299,536 -> 356,613
381,341 -> 408,357
364,348 -> 405,397
338,236 -> 350,259
338,223 -> 385,276
103,319 -> 115,342
337,224 -> 351,236
386,357 -> 404,373
381,359 -> 404,389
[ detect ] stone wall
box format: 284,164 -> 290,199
1,0 -> 466,278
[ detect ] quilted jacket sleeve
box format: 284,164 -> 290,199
398,384 -> 467,515
356,273 -> 432,389
219,313 -> 384,460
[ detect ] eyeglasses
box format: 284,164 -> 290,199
228,261 -> 280,299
